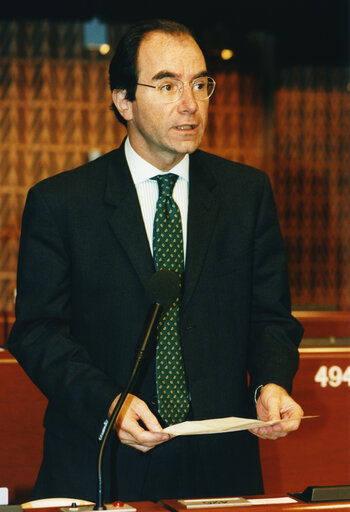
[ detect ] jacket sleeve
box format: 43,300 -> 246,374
247,173 -> 304,394
8,185 -> 121,441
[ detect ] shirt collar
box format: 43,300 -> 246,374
124,136 -> 189,185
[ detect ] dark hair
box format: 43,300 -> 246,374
108,19 -> 195,125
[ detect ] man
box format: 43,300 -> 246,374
9,19 -> 304,503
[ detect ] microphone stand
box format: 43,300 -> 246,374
94,303 -> 162,510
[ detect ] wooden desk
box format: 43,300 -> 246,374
0,350 -> 47,504
259,347 -> 350,494
1,314 -> 349,503
15,499 -> 350,512
116,503 -> 163,512
294,311 -> 350,338
161,497 -> 350,511
23,504 -> 164,512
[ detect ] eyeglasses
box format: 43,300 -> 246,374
137,76 -> 216,103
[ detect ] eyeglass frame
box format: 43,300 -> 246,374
136,76 -> 216,103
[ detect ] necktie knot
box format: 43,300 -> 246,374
153,173 -> 178,198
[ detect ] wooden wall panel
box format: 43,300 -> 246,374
0,43 -> 127,311
0,20 -> 349,312
201,73 -> 265,170
273,75 -> 350,309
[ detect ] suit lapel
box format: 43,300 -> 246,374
104,145 -> 155,292
103,146 -> 220,304
182,151 -> 220,310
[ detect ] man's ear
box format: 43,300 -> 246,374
112,89 -> 133,122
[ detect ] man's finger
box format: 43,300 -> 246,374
114,393 -> 171,451
119,424 -> 170,447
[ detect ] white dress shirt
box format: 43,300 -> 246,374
124,137 -> 189,263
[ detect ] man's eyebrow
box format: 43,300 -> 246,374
152,71 -> 177,81
151,70 -> 209,81
194,71 -> 210,79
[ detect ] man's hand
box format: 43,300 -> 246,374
109,393 -> 172,452
250,383 -> 304,440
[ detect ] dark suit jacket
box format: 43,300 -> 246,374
8,142 -> 303,501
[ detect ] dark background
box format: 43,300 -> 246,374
1,0 -> 349,67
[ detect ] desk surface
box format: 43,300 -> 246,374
160,497 -> 350,511
13,500 -> 350,512
20,504 -> 163,512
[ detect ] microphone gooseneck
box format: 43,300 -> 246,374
94,270 -> 180,510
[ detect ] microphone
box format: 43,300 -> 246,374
94,270 -> 180,510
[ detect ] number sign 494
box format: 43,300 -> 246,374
314,365 -> 350,388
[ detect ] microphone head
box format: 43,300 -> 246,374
147,270 -> 181,308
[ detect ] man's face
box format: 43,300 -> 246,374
116,31 -> 210,171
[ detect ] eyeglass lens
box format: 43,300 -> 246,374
159,77 -> 215,101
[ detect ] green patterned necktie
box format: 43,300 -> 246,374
152,173 -> 190,425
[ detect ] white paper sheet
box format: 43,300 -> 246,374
177,497 -> 298,508
178,498 -> 250,508
246,497 -> 297,505
163,415 -> 316,436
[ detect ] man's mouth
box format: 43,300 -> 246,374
175,125 -> 197,130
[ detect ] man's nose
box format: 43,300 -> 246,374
178,84 -> 198,112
